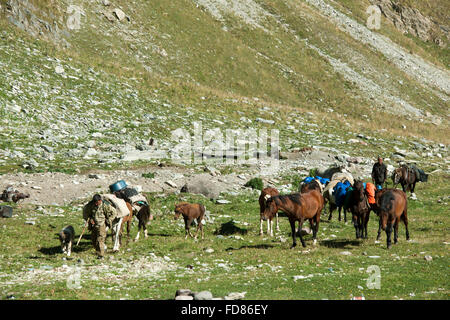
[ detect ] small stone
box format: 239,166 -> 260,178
216,199 -> 231,204
175,289 -> 193,297
204,248 -> 214,253
340,251 -> 352,256
224,292 -> 246,300
175,295 -> 193,300
194,291 -> 213,300
424,255 -> 432,262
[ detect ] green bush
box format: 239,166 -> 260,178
142,172 -> 155,179
244,177 -> 264,190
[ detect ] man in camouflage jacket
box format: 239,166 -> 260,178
83,194 -> 117,259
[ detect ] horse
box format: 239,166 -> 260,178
111,202 -> 133,252
392,165 -> 417,196
261,190 -> 324,248
377,189 -> 409,249
113,190 -> 152,242
349,181 -> 371,239
258,187 -> 280,236
174,202 -> 206,239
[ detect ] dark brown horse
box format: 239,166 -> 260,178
349,181 -> 370,239
377,189 -> 409,249
261,190 -> 323,248
392,165 -> 417,195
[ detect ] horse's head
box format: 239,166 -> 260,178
353,180 -> 365,201
392,168 -> 402,185
174,203 -> 185,220
261,196 -> 278,221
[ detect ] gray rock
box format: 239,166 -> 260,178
424,255 -> 432,261
175,295 -> 194,300
176,289 -> 193,297
113,8 -> 126,21
181,175 -> 221,199
224,292 -> 246,300
194,291 -> 213,300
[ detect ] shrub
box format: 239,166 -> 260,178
244,177 -> 263,190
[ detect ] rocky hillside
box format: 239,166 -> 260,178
0,0 -> 448,175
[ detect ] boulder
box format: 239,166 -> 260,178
181,174 -> 221,199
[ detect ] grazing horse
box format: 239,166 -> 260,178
111,202 -> 133,252
174,202 -> 206,239
258,187 -> 280,236
349,181 -> 371,239
392,165 -> 417,196
377,189 -> 409,249
261,190 -> 323,248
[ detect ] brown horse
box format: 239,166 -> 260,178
174,202 -> 206,239
349,181 -> 370,239
377,189 -> 409,249
259,187 -> 280,236
261,190 -> 323,248
392,165 -> 417,195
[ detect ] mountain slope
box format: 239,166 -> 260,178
0,0 -> 448,173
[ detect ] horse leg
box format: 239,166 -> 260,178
267,218 -> 272,237
386,222 -> 393,249
328,203 -> 334,221
338,206 -> 342,222
313,215 -> 319,245
364,212 -> 370,239
134,221 -> 141,242
289,219 -> 297,249
394,219 -> 399,244
376,218 -> 382,241
259,218 -> 264,235
187,219 -> 194,238
298,218 -> 306,248
402,210 -> 410,241
276,213 -> 280,232
184,218 -> 189,239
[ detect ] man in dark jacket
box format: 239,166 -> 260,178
372,156 -> 387,189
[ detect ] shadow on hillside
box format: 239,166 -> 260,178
320,239 -> 361,249
225,244 -> 275,251
214,220 -> 248,236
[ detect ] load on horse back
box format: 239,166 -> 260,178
392,164 -> 428,198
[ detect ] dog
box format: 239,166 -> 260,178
59,225 -> 75,256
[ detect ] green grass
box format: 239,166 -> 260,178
0,173 -> 448,300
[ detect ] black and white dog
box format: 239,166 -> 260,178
58,225 -> 75,256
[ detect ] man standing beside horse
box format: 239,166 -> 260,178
83,194 -> 117,259
372,156 -> 387,190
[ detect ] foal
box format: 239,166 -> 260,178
174,202 -> 206,239
261,190 -> 323,248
